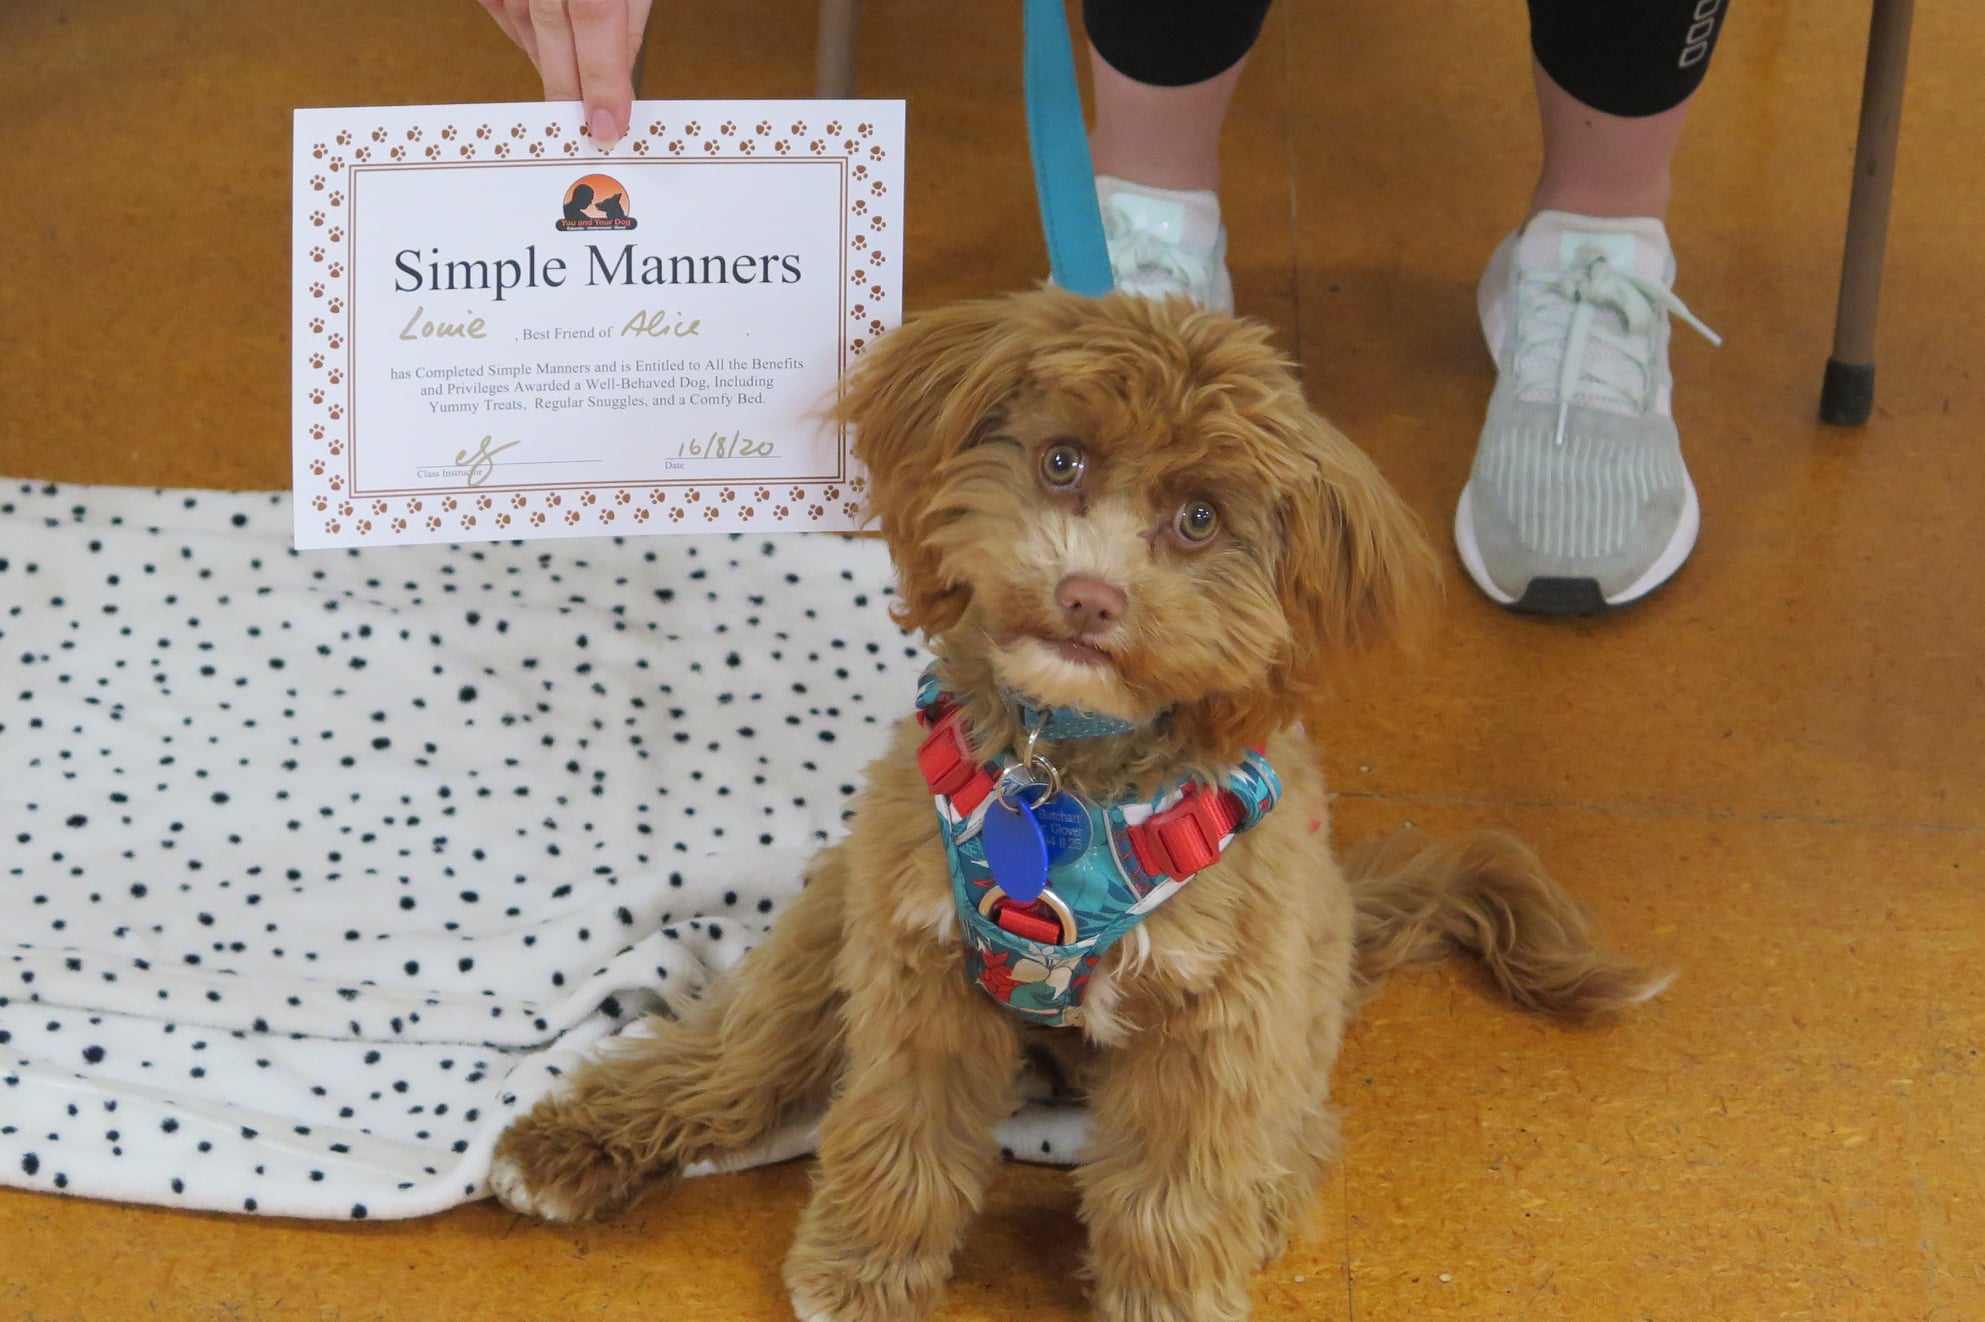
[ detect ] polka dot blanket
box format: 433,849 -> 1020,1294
0,479 -> 1088,1221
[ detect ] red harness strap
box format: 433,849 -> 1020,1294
1126,782 -> 1246,881
914,706 -> 997,817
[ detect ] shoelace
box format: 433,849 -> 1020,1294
1514,243 -> 1721,446
1100,203 -> 1202,300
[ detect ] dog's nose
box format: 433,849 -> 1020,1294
1056,575 -> 1127,635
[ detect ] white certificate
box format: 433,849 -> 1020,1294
291,100 -> 904,549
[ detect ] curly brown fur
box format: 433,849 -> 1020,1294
489,290 -> 1663,1321
1346,829 -> 1672,1024
845,290 -> 1437,777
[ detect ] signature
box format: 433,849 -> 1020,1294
453,435 -> 522,486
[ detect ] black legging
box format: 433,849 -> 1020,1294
1084,0 -> 1730,118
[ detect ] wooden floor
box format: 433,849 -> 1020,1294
3,1 -> 1982,1317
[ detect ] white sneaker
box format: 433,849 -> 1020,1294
1455,210 -> 1720,614
1095,175 -> 1235,314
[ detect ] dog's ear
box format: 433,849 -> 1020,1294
834,294 -> 1049,636
1274,411 -> 1441,701
1171,405 -> 1440,761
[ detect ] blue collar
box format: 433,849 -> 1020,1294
997,686 -> 1138,741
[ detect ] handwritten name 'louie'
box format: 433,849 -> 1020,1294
393,244 -> 803,303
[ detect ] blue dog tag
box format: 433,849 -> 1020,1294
982,796 -> 1050,903
1033,793 -> 1093,864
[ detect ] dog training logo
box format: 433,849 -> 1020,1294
555,174 -> 637,232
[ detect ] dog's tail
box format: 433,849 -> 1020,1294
1344,830 -> 1670,1024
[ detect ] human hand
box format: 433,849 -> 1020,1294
476,0 -> 656,146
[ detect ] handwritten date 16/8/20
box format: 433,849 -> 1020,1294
678,430 -> 774,460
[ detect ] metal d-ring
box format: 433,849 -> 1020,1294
995,723 -> 1062,807
978,883 -> 1079,944
993,762 -> 1057,813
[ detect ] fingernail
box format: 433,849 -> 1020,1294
590,108 -> 621,146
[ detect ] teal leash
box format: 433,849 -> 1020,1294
1023,0 -> 1115,298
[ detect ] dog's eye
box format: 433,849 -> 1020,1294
1039,442 -> 1086,489
1175,499 -> 1220,544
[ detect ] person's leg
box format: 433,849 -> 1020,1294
1087,54 -> 1249,194
1529,61 -> 1692,222
1075,1 -> 1273,311
1082,0 -> 1268,192
1526,0 -> 1730,221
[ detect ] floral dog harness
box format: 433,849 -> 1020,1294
914,669 -> 1280,1029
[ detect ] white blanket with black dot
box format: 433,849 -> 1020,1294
0,480 -> 1086,1221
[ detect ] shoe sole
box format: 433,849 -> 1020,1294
1453,475 -> 1700,614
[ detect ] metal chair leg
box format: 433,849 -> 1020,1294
816,0 -> 862,99
1820,0 -> 1916,426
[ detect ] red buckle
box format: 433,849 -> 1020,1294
1129,784 -> 1244,880
991,900 -> 1064,945
915,711 -> 995,815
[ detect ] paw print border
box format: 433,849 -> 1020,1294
294,102 -> 900,549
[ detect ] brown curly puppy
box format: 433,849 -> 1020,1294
489,290 -> 1663,1322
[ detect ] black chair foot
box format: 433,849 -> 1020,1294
1820,358 -> 1876,426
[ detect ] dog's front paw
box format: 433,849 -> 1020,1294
488,1104 -> 651,1223
1088,1248 -> 1254,1322
488,1146 -> 586,1223
783,1239 -> 949,1322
